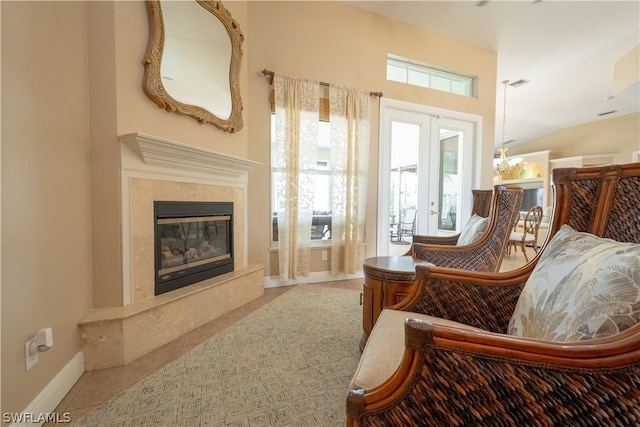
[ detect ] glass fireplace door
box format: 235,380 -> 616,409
154,201 -> 233,295
157,215 -> 231,278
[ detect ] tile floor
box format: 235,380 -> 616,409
500,246 -> 534,271
46,249 -> 530,426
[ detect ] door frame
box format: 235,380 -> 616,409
377,98 -> 483,256
424,116 -> 476,236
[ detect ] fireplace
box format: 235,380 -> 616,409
78,134 -> 263,370
154,201 -> 234,295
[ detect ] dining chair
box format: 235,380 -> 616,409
508,205 -> 543,262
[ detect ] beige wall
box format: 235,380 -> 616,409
86,2 -> 122,308
508,113 -> 640,162
245,1 -> 498,278
1,0 -> 251,417
613,44 -> 639,96
1,1 -> 93,417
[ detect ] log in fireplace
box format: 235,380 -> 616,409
154,201 -> 233,295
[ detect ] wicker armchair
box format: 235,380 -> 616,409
409,185 -> 523,273
409,189 -> 493,247
347,163 -> 640,427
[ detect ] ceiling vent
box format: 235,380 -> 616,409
509,79 -> 530,88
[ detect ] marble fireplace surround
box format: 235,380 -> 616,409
79,133 -> 264,370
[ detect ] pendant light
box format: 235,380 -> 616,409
494,80 -> 520,176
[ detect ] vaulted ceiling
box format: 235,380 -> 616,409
344,1 -> 640,149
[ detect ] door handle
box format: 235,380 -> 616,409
430,210 -> 438,215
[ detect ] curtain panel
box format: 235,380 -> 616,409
329,86 -> 371,274
273,75 -> 371,279
273,75 -> 320,280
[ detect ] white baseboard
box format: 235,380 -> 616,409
264,271 -> 363,288
12,351 -> 84,427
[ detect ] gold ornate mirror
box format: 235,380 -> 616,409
143,0 -> 243,133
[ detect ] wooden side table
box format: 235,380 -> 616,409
360,256 -> 432,350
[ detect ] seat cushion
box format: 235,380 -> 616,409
509,231 -> 535,242
457,214 -> 489,246
350,309 -> 484,390
508,225 -> 640,341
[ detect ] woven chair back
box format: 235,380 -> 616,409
547,163 -> 640,246
411,185 -> 523,272
471,189 -> 492,218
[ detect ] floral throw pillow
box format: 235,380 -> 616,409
456,214 -> 489,246
507,225 -> 640,341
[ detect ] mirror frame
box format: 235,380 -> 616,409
143,0 -> 244,133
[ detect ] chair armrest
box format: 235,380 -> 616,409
410,236 -> 507,272
347,319 -> 640,427
390,264 -> 533,333
400,234 -> 460,256
411,233 -> 459,246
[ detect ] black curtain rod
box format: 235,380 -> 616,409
261,69 -> 383,98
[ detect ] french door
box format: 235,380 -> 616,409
378,99 -> 478,255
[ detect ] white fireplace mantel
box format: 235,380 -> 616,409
119,132 -> 261,178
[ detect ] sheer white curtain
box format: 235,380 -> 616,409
273,74 -> 320,280
329,85 -> 371,274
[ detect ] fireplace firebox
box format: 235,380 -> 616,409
154,201 -> 233,295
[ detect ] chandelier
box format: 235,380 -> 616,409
493,80 -> 520,176
494,146 -> 517,176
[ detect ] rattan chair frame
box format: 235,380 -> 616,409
409,185 -> 524,273
410,189 -> 493,247
347,163 -> 640,427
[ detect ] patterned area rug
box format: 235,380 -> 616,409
73,284 -> 363,426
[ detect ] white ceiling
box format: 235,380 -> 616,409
343,0 -> 640,150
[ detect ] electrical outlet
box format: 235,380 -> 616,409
321,250 -> 328,261
25,337 -> 38,371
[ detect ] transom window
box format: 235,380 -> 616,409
386,55 -> 475,97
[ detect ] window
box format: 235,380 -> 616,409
270,75 -> 370,278
387,55 -> 475,97
271,115 -> 333,243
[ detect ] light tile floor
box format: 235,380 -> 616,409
46,249 -> 530,426
501,245 -> 535,271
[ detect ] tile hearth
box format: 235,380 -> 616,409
79,264 -> 264,370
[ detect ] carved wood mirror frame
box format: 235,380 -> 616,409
143,0 -> 244,133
